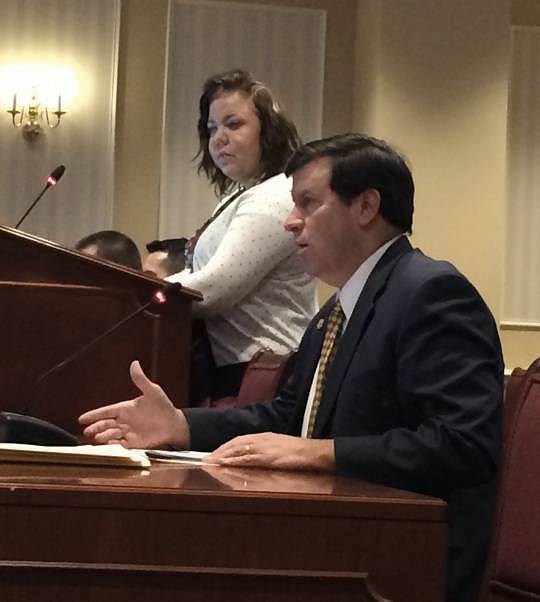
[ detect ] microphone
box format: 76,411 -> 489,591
15,164 -> 66,229
0,282 -> 182,445
28,282 -> 182,402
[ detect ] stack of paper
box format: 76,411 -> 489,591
0,443 -> 151,468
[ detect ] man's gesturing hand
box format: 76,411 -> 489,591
78,360 -> 190,449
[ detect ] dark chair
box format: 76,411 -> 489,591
481,357 -> 540,601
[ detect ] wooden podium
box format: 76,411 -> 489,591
0,225 -> 201,434
0,461 -> 447,602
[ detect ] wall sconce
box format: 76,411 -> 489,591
8,87 -> 66,141
1,63 -> 78,141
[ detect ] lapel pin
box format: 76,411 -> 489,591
317,318 -> 324,330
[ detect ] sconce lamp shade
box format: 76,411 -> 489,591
1,63 -> 79,140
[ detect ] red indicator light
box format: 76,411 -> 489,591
153,289 -> 167,304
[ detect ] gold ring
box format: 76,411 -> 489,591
245,444 -> 251,454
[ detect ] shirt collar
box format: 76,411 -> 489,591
338,235 -> 403,329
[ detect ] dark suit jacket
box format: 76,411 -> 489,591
185,236 -> 504,602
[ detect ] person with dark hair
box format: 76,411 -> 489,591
143,238 -> 188,279
74,230 -> 142,270
165,69 -> 316,402
196,69 -> 301,197
80,134 -> 503,602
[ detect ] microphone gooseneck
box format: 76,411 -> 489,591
22,282 -> 182,416
15,164 -> 67,229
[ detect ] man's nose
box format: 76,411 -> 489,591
284,207 -> 303,233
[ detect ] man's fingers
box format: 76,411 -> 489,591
107,438 -> 129,448
79,403 -> 126,426
206,439 -> 255,463
82,418 -> 118,437
205,442 -> 238,460
129,360 -> 159,396
219,454 -> 258,466
91,427 -> 124,444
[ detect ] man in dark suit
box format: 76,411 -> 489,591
80,134 -> 503,602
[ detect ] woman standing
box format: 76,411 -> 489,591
167,69 -> 317,403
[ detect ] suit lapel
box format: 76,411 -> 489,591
311,236 -> 413,437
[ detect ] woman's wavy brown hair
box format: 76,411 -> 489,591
196,69 -> 301,196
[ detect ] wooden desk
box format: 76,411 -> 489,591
0,462 -> 447,602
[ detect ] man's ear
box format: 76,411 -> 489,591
353,188 -> 381,226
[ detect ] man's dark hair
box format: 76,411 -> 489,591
285,133 -> 414,233
146,238 -> 188,276
197,69 -> 302,196
75,230 -> 142,270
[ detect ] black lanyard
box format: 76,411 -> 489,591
184,186 -> 246,272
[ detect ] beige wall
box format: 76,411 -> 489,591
354,0 -> 511,318
501,0 -> 540,369
353,1 -> 538,372
233,0 -> 357,138
114,0 -> 168,250
513,0 -> 540,25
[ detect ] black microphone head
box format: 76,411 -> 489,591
46,165 -> 66,187
15,165 -> 66,229
162,282 -> 183,294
